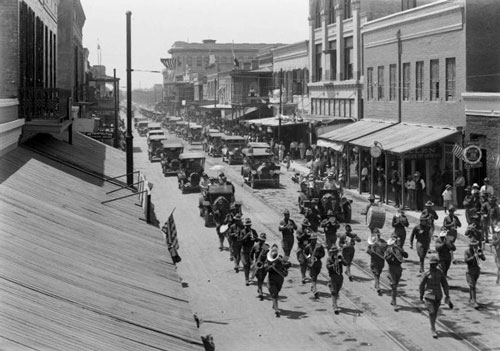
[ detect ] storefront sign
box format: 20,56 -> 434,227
463,145 -> 482,165
406,144 -> 441,159
464,162 -> 483,169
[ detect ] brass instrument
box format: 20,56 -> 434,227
270,261 -> 288,278
306,244 -> 319,268
473,246 -> 482,267
250,244 -> 267,279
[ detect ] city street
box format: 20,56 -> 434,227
132,126 -> 500,351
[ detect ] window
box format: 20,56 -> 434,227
315,43 -> 322,82
415,61 -> 423,101
446,58 -> 456,101
377,66 -> 384,100
197,56 -> 202,67
329,40 -> 336,80
430,59 -> 439,101
344,37 -> 353,80
403,62 -> 410,101
344,0 -> 352,19
314,1 -> 321,29
328,0 -> 336,24
389,64 -> 397,101
367,67 -> 373,100
186,57 -> 192,67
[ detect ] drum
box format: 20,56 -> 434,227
366,205 -> 386,229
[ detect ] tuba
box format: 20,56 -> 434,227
250,244 -> 267,280
306,245 -> 319,268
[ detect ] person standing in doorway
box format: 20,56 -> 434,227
454,170 -> 466,208
415,171 -> 426,211
299,139 -> 306,160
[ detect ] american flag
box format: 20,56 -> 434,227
162,211 -> 179,250
160,57 -> 176,70
452,143 -> 465,160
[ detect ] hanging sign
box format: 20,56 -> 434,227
463,145 -> 482,165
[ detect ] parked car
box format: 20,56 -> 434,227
198,184 -> 242,227
221,135 -> 247,165
146,129 -> 166,144
137,120 -> 149,136
148,135 -> 167,162
206,131 -> 225,156
160,141 -> 184,176
188,124 -> 203,144
241,148 -> 280,188
177,152 -> 206,194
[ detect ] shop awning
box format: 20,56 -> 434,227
199,104 -> 233,109
319,119 -> 395,143
245,115 -> 308,127
317,139 -> 344,152
349,123 -> 459,154
224,106 -> 260,120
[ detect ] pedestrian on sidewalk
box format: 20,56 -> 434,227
299,139 -> 306,160
284,152 -> 291,171
419,256 -> 452,339
492,225 -> 500,284
464,238 -> 486,309
442,184 -> 453,213
405,175 -> 416,210
390,170 -> 402,208
415,171 -> 426,211
289,140 -> 298,160
278,141 -> 285,163
454,171 -> 466,208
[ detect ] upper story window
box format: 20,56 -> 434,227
197,56 -> 202,67
314,43 -> 322,82
389,64 -> 397,101
367,67 -> 374,100
403,62 -> 410,101
445,57 -> 456,101
328,0 -> 336,24
329,40 -> 337,80
430,59 -> 439,101
344,37 -> 353,80
314,1 -> 321,29
377,66 -> 385,100
344,0 -> 352,20
415,61 -> 424,101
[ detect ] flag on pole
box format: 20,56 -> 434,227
452,143 -> 465,160
160,57 -> 176,70
162,209 -> 181,263
231,44 -> 239,68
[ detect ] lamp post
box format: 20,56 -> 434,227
278,68 -> 283,143
125,11 -> 133,186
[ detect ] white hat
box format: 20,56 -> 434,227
439,230 -> 448,238
387,237 -> 397,246
472,183 -> 479,188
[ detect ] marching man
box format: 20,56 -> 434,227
384,234 -> 408,311
250,233 -> 270,300
326,245 -> 347,314
303,232 -> 326,298
266,244 -> 291,317
278,209 -> 297,261
367,228 -> 387,295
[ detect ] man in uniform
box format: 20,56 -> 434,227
320,210 -> 341,250
385,235 -> 408,311
266,245 -> 291,317
410,213 -> 432,273
361,195 -> 376,233
391,208 -> 409,249
338,224 -> 361,281
435,228 -> 456,277
367,228 -> 387,295
296,219 -> 313,284
250,233 -> 270,300
278,209 -> 297,261
239,218 -> 258,286
422,201 -> 439,243
464,238 -> 486,308
326,245 -> 346,314
419,256 -> 452,338
304,232 -> 326,298
442,206 -> 461,243
228,214 -> 244,272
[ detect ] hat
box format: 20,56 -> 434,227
469,238 -> 479,246
439,229 -> 448,238
448,205 -> 456,211
387,237 -> 397,246
472,183 -> 479,188
345,224 -> 352,231
327,210 -> 334,216
445,184 -> 452,189
283,209 -> 290,215
494,225 -> 500,233
484,177 -> 490,182
244,218 -> 252,226
309,232 -> 318,240
429,256 -> 439,264
329,245 -> 339,253
267,248 -> 279,262
302,218 -> 311,227
425,201 -> 434,207
233,213 -> 242,221
368,195 -> 375,201
414,171 -> 421,177
259,233 -> 267,241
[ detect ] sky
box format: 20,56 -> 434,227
80,0 -> 309,90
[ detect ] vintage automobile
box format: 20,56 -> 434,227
137,120 -> 149,136
206,131 -> 225,156
133,116 -> 147,128
146,129 -> 166,144
175,121 -> 189,138
148,135 -> 167,162
177,152 -> 206,194
163,116 -> 182,133
188,124 -> 203,144
241,148 -> 280,188
221,135 -> 247,165
198,184 -> 242,227
246,141 -> 272,153
297,178 -> 352,223
160,141 -> 184,176
146,122 -> 162,133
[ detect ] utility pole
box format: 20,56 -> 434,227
113,68 -> 119,148
125,11 -> 133,186
278,68 -> 283,142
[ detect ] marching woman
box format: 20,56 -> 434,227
278,209 -> 297,261
410,214 -> 432,273
303,232 -> 326,299
384,234 -> 409,311
338,224 -> 361,281
296,218 -> 313,284
367,228 -> 387,295
250,233 -> 270,300
266,245 -> 291,317
326,245 -> 347,314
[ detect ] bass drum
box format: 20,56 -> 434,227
366,205 -> 386,229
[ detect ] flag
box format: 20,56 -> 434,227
233,54 -> 239,67
208,54 -> 216,67
162,211 -> 181,263
452,143 -> 465,160
160,57 -> 176,70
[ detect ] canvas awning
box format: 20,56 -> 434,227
245,116 -> 308,127
199,104 -> 233,109
317,139 -> 344,152
348,123 -> 459,154
319,119 -> 395,143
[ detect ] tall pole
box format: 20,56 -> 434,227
126,11 -> 134,186
113,68 -> 119,148
278,68 -> 283,142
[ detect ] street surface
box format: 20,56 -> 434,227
132,123 -> 500,351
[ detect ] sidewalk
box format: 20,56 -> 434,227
281,158 -> 497,256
